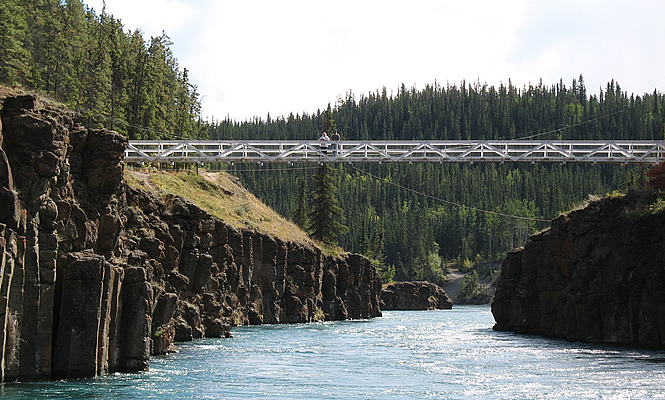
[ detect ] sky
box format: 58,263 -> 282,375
84,0 -> 665,122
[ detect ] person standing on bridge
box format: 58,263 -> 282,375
331,131 -> 340,156
319,131 -> 330,154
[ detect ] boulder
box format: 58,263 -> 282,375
381,281 -> 453,310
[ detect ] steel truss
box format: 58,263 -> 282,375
124,140 -> 665,165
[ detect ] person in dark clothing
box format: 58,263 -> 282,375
331,131 -> 340,156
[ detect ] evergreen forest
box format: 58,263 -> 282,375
2,0 -> 665,283
0,0 -> 202,139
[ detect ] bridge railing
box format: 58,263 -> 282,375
124,140 -> 665,164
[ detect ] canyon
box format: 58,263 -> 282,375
0,93 -> 382,381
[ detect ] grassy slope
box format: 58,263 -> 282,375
125,168 -> 316,247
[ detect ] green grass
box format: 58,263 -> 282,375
125,169 -> 318,247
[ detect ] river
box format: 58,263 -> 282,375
2,306 -> 664,399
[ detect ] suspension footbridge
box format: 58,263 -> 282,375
124,139 -> 665,165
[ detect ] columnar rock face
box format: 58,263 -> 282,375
492,192 -> 665,348
123,186 -> 382,342
381,281 -> 453,310
0,94 -> 382,382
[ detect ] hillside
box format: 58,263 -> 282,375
125,169 -> 314,246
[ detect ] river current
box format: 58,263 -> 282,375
3,305 -> 664,399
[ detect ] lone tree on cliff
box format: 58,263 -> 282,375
308,163 -> 348,245
307,105 -> 347,245
292,177 -> 309,229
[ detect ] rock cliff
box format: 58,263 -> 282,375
492,191 -> 665,348
0,93 -> 382,381
381,281 -> 453,310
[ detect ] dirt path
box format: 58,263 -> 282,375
127,170 -> 161,193
442,268 -> 465,301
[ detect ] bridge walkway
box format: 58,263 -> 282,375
124,139 -> 665,165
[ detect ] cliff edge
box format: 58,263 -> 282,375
0,92 -> 382,381
492,191 -> 665,348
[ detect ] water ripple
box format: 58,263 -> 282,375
4,306 -> 665,399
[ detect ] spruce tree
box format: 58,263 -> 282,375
0,0 -> 30,85
293,177 -> 309,229
322,103 -> 337,133
308,163 -> 348,245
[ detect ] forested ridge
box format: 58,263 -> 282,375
0,0 -> 201,139
217,80 -> 665,283
2,1 -> 664,283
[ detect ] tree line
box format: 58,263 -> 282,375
0,0 -> 201,139
206,77 -> 664,142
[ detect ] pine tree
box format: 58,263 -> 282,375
308,164 -> 348,245
293,177 -> 309,229
0,0 -> 30,85
322,103 -> 337,133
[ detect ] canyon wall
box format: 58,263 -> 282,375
0,94 -> 382,381
492,191 -> 665,348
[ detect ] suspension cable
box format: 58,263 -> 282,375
349,164 -> 552,223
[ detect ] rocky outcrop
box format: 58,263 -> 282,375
492,191 -> 665,348
122,186 -> 382,340
0,94 -> 130,381
381,281 -> 453,310
0,93 -> 382,382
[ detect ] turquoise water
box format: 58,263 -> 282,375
3,306 -> 665,399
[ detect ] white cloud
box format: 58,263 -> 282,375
509,0 -> 665,93
85,0 -> 665,121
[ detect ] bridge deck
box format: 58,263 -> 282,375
124,140 -> 665,164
